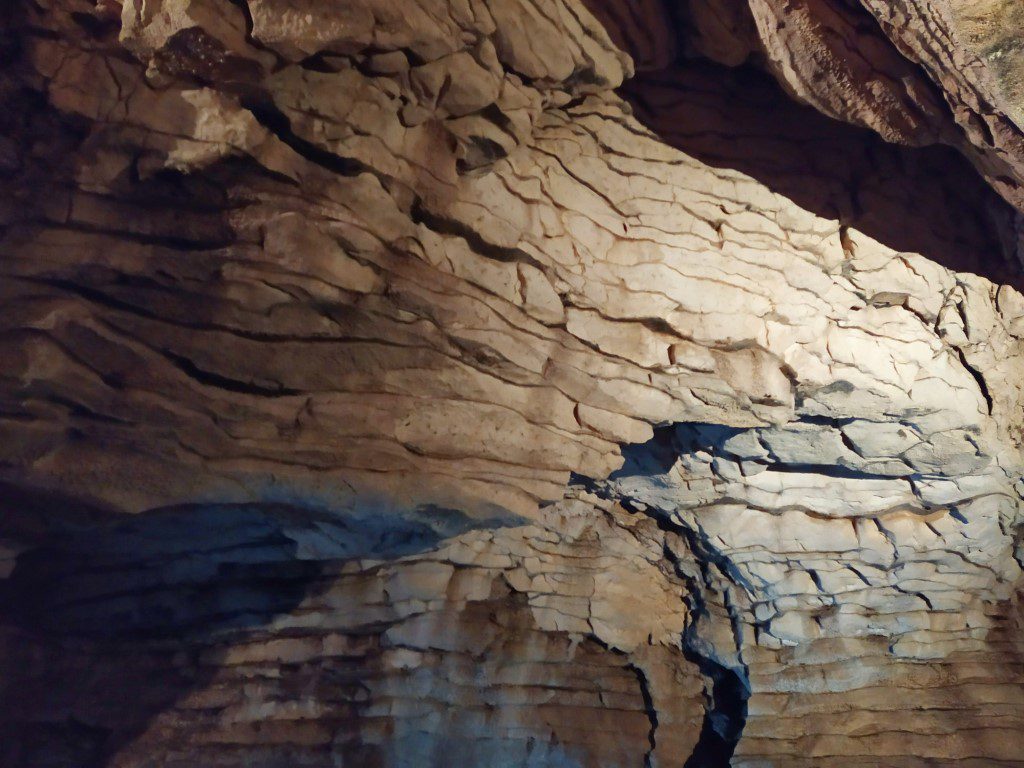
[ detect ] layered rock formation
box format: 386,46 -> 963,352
2,0 -> 1024,765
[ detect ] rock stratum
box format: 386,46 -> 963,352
2,0 -> 1024,766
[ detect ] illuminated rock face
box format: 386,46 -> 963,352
1,1 -> 1024,766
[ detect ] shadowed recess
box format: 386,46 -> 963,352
0,484 -> 679,768
622,59 -> 1024,290
0,489 -> 523,767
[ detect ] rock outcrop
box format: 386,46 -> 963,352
2,0 -> 1024,766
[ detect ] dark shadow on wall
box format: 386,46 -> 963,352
0,482 -> 511,768
0,483 -> 673,768
680,655 -> 749,768
621,60 -> 1024,291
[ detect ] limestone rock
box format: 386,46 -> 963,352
2,0 -> 1024,765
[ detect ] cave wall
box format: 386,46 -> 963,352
2,0 -> 1024,766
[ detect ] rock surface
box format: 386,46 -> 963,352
1,0 -> 1024,766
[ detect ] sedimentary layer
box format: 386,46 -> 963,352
2,0 -> 1024,765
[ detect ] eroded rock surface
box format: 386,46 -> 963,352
2,0 -> 1024,765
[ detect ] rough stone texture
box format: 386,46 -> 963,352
2,0 -> 1024,766
661,0 -> 1024,217
1,489 -> 702,767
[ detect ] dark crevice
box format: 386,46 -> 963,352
299,51 -> 347,73
681,656 -> 749,768
759,462 -> 912,481
455,135 -> 510,174
793,413 -> 857,427
629,663 -> 659,768
548,612 -> 673,767
223,0 -> 287,72
68,11 -> 119,39
674,522 -> 751,768
647,527 -> 749,767
21,276 -> 394,347
409,197 -> 547,270
574,424 -> 753,766
18,220 -> 235,251
240,95 -> 370,178
954,346 -> 994,415
26,392 -> 134,426
157,346 -> 302,397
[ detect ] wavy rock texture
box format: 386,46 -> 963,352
2,0 -> 1024,766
